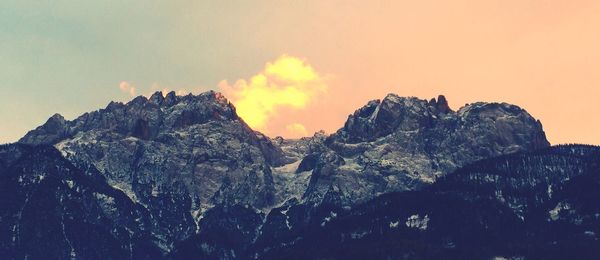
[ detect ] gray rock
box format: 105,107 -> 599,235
19,91 -> 289,250
18,91 -> 550,252
302,93 -> 550,205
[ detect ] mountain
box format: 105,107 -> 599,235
232,145 -> 600,259
301,94 -> 549,205
19,91 -> 290,251
2,90 -> 572,259
0,144 -> 162,259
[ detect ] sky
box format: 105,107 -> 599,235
1,0 -> 599,144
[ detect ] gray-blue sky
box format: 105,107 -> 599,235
0,1 -> 287,143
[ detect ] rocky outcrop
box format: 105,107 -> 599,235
429,94 -> 452,114
302,94 -> 550,205
14,91 -> 551,256
18,91 -> 290,251
17,113 -> 70,145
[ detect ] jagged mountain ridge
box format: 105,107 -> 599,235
302,94 -> 549,205
19,91 -> 292,250
19,91 -> 549,207
7,90 -> 551,258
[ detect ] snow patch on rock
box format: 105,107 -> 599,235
405,214 -> 429,230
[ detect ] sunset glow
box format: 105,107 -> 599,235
219,55 -> 327,137
1,1 -> 600,144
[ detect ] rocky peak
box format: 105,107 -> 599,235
16,113 -> 70,145
149,91 -> 165,105
16,90 -> 291,251
213,91 -> 230,106
19,91 -> 241,145
49,112 -> 65,121
106,100 -> 125,110
163,91 -> 178,105
127,95 -> 149,106
304,93 -> 550,205
45,113 -> 68,132
338,94 -> 435,143
429,94 -> 452,114
19,91 -> 287,216
334,94 -> 547,146
6,90 -> 563,257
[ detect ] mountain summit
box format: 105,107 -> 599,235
19,90 -> 290,249
6,91 -> 558,258
304,93 -> 549,204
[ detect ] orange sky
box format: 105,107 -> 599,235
221,0 -> 600,144
1,1 -> 599,144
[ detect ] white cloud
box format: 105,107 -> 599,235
119,81 -> 136,96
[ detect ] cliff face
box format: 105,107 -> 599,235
18,91 -> 289,250
9,91 -> 555,258
243,145 -> 600,260
301,94 -> 549,205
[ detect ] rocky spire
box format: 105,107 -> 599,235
149,91 -> 165,105
435,95 -> 452,114
429,95 -> 452,114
